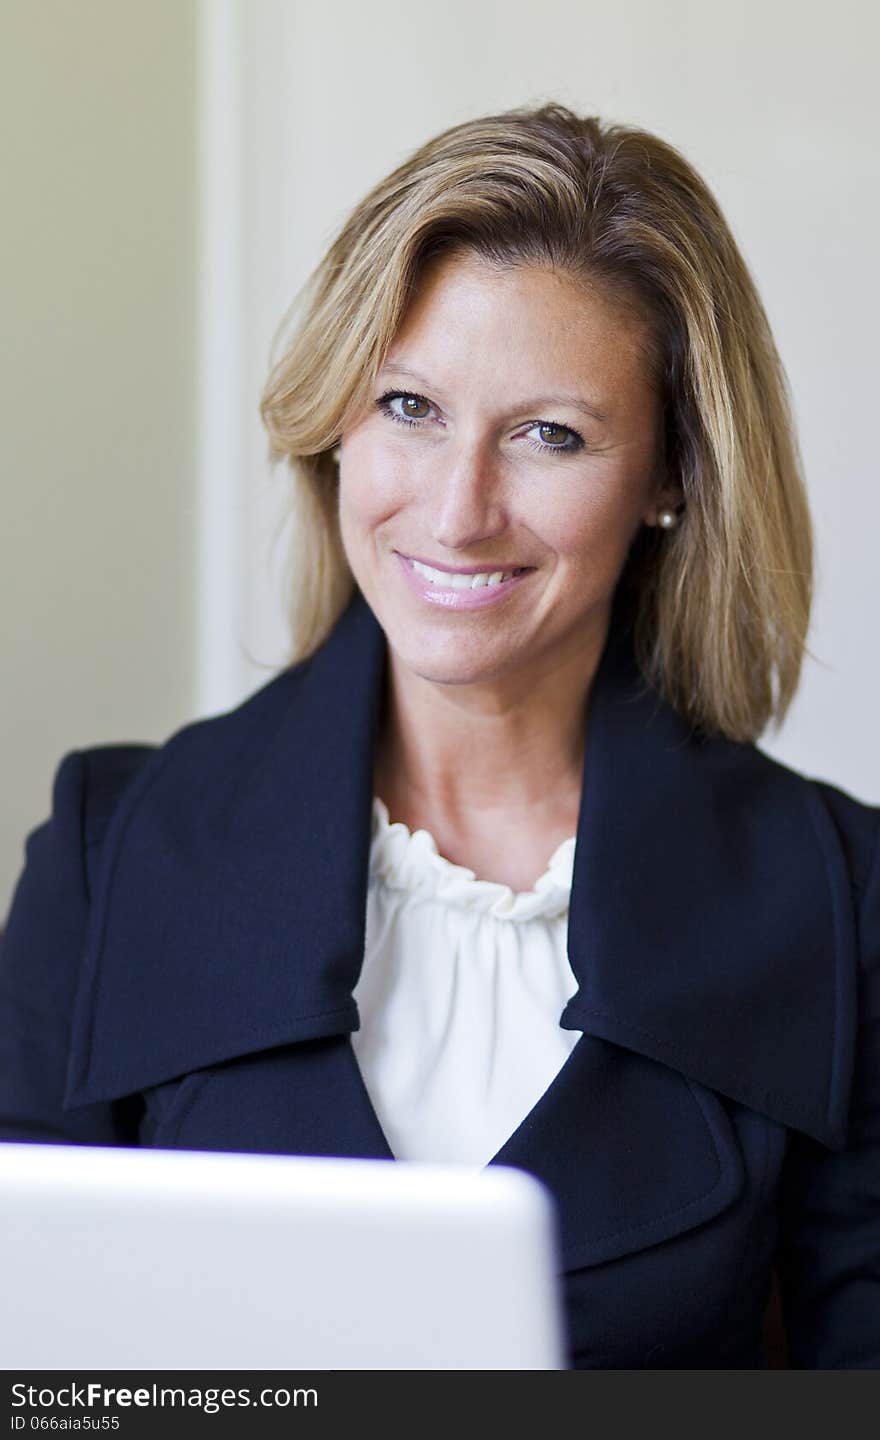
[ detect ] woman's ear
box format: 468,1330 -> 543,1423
643,495 -> 685,528
641,458 -> 684,529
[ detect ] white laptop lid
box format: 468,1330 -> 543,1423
0,1143 -> 567,1370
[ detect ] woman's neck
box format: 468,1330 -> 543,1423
372,629 -> 606,880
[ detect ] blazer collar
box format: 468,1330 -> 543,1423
65,587 -> 855,1149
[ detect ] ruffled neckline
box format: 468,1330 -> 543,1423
369,795 -> 576,921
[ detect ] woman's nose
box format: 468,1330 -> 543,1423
428,439 -> 509,552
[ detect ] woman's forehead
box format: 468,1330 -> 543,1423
384,252 -> 658,415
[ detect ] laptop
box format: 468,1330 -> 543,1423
0,1142 -> 567,1370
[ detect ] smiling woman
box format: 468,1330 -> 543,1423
260,106 -> 811,749
1,103 -> 878,1370
338,257 -> 671,680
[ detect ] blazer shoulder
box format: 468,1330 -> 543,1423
73,661 -> 314,845
807,775 -> 880,901
751,742 -> 880,901
129,660 -> 313,789
76,745 -> 159,849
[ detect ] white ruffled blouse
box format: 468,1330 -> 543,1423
350,796 -> 581,1168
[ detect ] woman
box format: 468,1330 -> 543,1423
1,104 -> 878,1369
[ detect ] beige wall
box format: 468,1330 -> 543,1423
1,2 -> 198,915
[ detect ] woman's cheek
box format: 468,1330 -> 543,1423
341,443 -> 413,525
550,503 -> 643,595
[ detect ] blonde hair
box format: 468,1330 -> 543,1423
260,102 -> 812,742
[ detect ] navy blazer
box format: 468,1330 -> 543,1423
2,588 -> 879,1368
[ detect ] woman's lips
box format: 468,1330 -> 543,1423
395,552 -> 534,610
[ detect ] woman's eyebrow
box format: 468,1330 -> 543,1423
378,362 -> 610,424
528,393 -> 609,424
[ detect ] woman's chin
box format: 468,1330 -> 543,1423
386,629 -> 521,689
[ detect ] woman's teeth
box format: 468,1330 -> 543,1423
410,559 -> 521,589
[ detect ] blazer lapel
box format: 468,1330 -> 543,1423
558,617 -> 856,1151
491,1035 -> 745,1270
64,587 -> 856,1272
65,589 -> 387,1106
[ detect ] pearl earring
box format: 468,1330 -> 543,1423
331,447 -> 341,464
657,508 -> 679,530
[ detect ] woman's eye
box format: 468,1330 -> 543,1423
540,424 -> 566,444
375,391 -> 584,456
525,421 -> 585,456
376,391 -> 434,425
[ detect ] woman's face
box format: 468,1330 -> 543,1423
338,250 -> 675,693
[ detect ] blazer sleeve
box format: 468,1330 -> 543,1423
776,813 -> 880,1368
0,748 -> 151,1146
